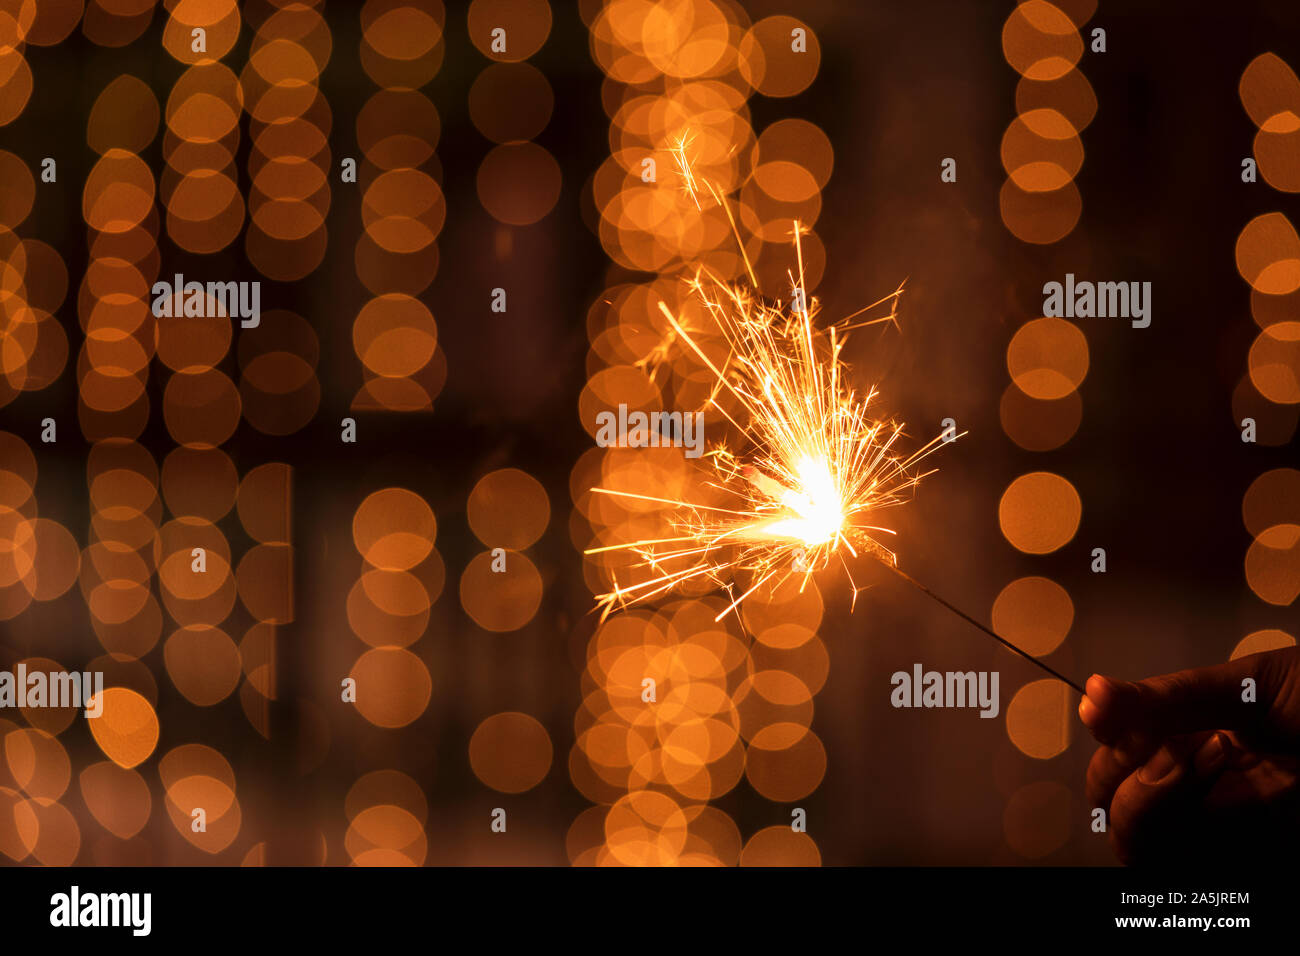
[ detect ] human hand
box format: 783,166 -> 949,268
1078,646 -> 1300,864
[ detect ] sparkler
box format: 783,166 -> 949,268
584,135 -> 1085,696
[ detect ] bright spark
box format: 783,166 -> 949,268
586,136 -> 950,624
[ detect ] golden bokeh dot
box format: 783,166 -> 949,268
0,788 -> 39,861
164,625 -> 242,706
1016,68 -> 1097,133
15,657 -> 78,735
754,118 -> 833,189
164,773 -> 240,853
1006,317 -> 1088,399
1244,524 -> 1300,605
29,799 -> 80,866
237,462 -> 291,544
1243,468 -> 1300,536
739,15 -> 820,98
476,141 -> 562,226
468,0 -> 552,62
999,383 -> 1082,451
998,471 -> 1081,554
1002,1 -> 1083,81
1230,628 -> 1296,660
743,725 -> 826,802
346,803 -> 427,866
5,727 -> 70,800
86,687 -> 160,769
991,576 -> 1073,657
346,769 -> 428,825
604,790 -> 688,865
162,446 -> 238,522
1235,212 -> 1300,296
352,295 -> 439,379
26,0 -> 83,46
87,74 -> 160,155
79,761 -> 152,840
349,647 -> 432,728
1005,679 -> 1072,759
21,519 -> 81,601
999,178 -> 1082,244
1001,110 -> 1083,192
1238,52 -> 1300,130
347,568 -> 434,648
1247,323 -> 1300,404
739,825 -> 821,866
468,711 -> 553,793
468,61 -> 553,143
352,487 -> 437,570
459,549 -> 543,632
466,468 -> 550,550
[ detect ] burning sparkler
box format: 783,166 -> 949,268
588,246 -> 936,622
585,134 -> 1084,695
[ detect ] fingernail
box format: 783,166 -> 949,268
1138,746 -> 1180,785
1076,691 -> 1097,728
1085,674 -> 1122,705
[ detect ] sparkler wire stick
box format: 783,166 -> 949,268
884,562 -> 1086,695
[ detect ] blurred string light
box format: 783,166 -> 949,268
343,483 -> 445,865
1233,56 -> 1300,445
76,22 -> 167,877
243,2 -> 333,281
459,0 -> 561,832
1,29 -> 77,886
572,0 -> 836,866
347,487 -> 436,733
1,0 -> 340,864
353,0 -> 446,411
461,468 -> 548,632
1235,54 -> 1300,660
343,769 -> 428,866
996,0 -> 1097,862
0,1 -> 100,867
470,0 -> 560,230
998,0 -> 1096,244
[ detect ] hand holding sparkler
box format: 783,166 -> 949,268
1080,646 -> 1300,864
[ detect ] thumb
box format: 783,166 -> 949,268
1080,647 -> 1300,754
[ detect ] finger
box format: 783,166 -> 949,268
1193,732 -> 1234,777
1109,733 -> 1231,865
1086,648 -> 1300,749
1078,674 -> 1128,744
1086,745 -> 1128,811
1087,731 -> 1214,816
1112,727 -> 1164,770
1078,675 -> 1166,759
1204,753 -> 1299,811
